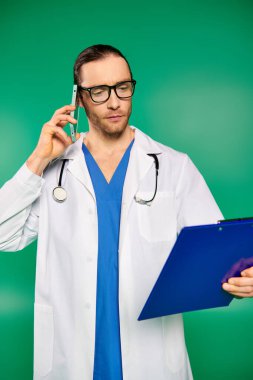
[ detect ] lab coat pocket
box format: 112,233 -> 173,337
34,303 -> 54,378
137,191 -> 177,242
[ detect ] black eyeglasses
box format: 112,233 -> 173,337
78,80 -> 136,103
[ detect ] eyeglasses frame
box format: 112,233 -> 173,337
77,79 -> 137,103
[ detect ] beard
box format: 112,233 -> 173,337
83,103 -> 132,139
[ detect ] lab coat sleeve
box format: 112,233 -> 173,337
0,163 -> 44,252
176,155 -> 223,231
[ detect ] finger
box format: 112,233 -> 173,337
54,129 -> 72,147
241,266 -> 253,277
222,282 -> 253,294
45,124 -> 71,144
228,277 -> 253,286
224,290 -> 253,298
51,114 -> 77,127
53,105 -> 76,117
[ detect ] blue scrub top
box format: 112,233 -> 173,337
82,139 -> 135,380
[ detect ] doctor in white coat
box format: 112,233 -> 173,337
1,44 -> 253,380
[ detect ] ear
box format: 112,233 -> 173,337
77,94 -> 84,109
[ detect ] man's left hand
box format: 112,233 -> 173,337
222,266 -> 253,297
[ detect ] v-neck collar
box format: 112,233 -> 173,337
82,139 -> 135,187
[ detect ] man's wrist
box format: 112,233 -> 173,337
26,151 -> 51,176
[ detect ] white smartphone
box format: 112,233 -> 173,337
69,84 -> 79,142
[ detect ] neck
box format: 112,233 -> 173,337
84,125 -> 135,155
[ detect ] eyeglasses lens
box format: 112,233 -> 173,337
90,81 -> 135,103
115,82 -> 134,98
91,86 -> 109,103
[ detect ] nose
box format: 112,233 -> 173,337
107,88 -> 120,110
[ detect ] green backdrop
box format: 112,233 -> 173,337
1,0 -> 253,379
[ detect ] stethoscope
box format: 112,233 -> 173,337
52,159 -> 68,203
52,153 -> 160,204
134,153 -> 160,205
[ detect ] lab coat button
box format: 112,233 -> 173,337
88,208 -> 93,215
85,302 -> 91,309
86,256 -> 93,263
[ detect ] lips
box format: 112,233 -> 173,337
106,114 -> 123,122
106,114 -> 123,119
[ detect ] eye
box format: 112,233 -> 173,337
119,84 -> 127,88
93,89 -> 105,95
118,83 -> 130,91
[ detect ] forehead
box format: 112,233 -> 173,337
79,55 -> 131,86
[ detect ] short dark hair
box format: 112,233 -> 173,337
73,44 -> 133,85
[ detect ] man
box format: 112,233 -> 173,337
0,44 -> 253,380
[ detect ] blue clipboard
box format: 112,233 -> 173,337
138,218 -> 253,321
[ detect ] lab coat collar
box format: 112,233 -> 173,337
61,126 -> 161,159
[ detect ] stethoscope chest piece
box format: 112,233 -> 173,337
52,186 -> 67,203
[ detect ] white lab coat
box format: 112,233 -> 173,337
0,127 -> 223,380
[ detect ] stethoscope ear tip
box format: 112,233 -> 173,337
134,195 -> 145,205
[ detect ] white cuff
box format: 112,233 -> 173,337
14,163 -> 45,191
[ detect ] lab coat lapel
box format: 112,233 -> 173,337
62,133 -> 95,200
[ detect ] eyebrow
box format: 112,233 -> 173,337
81,78 -> 132,88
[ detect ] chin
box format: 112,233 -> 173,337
102,119 -> 129,136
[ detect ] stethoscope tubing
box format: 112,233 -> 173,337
53,154 -> 160,204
